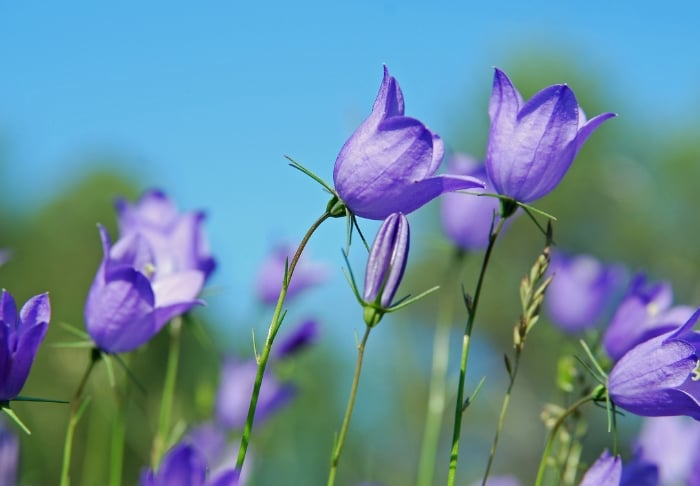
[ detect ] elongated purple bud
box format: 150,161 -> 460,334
363,213 -> 410,310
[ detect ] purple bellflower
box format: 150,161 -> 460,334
333,66 -> 483,220
608,307 -> 700,420
255,244 -> 328,306
116,189 -> 216,299
579,450 -> 621,486
603,274 -> 694,361
635,416 -> 700,484
440,154 -> 506,251
0,422 -> 18,485
140,443 -> 239,486
0,290 -> 50,401
545,252 -> 626,333
486,68 -> 615,205
85,226 -> 203,353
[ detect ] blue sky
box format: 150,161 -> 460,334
1,1 -> 698,337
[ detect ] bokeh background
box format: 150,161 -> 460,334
1,2 -> 700,484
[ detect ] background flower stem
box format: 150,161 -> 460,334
417,249 -> 466,486
327,325 -> 372,486
447,218 -> 506,486
151,316 -> 183,468
235,211 -> 331,471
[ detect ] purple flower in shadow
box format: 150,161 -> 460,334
0,422 -> 18,485
333,66 -> 483,220
0,290 -> 50,401
486,68 -> 615,203
608,307 -> 700,419
603,274 -> 694,361
140,443 -> 240,486
545,252 -> 626,333
255,244 -> 328,306
85,226 -> 203,353
635,416 -> 700,484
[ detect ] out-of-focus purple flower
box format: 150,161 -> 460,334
0,250 -> 10,268
619,452 -> 659,486
116,189 -> 215,296
272,318 -> 319,359
363,213 -> 409,310
545,252 -> 626,333
255,244 -> 328,305
333,66 -> 483,220
0,422 -> 18,485
468,475 -> 521,486
185,423 -> 251,485
85,226 -> 203,353
0,290 -> 50,401
608,308 -> 700,419
603,274 -> 694,361
635,416 -> 700,484
579,450 -> 621,486
486,68 -> 615,204
440,154 -> 506,251
140,443 -> 240,486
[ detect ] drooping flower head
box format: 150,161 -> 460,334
486,68 -> 615,204
0,290 -> 50,401
140,443 -> 240,486
545,252 -> 626,333
333,66 -> 483,220
603,274 -> 694,361
85,226 -> 203,353
255,244 -> 328,306
608,307 -> 700,420
116,189 -> 216,296
440,154 -> 507,251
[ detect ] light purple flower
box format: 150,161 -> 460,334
140,443 -> 239,486
363,213 -> 409,309
116,189 -> 215,296
85,226 -> 203,353
579,450 -> 621,486
0,422 -> 18,485
486,68 -> 615,204
545,252 -> 626,333
255,244 -> 328,305
608,307 -> 700,419
603,274 -> 694,361
333,66 -> 483,220
440,154 -> 505,251
0,290 -> 50,401
635,416 -> 700,484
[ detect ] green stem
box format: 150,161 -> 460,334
482,348 -> 521,485
417,250 -> 465,486
236,211 -> 331,470
60,348 -> 101,486
327,326 -> 372,486
534,395 -> 596,486
447,218 -> 505,486
151,316 -> 183,468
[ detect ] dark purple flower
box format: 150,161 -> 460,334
363,213 -> 409,309
608,308 -> 700,419
486,68 -> 615,203
603,274 -> 693,361
579,450 -> 621,486
255,244 -> 328,305
0,423 -> 18,485
0,290 -> 50,401
116,189 -> 216,294
636,416 -> 700,483
272,318 -> 319,359
333,66 -> 483,220
85,226 -> 203,353
440,154 -> 505,251
140,443 -> 240,486
619,452 -> 659,486
545,252 -> 626,333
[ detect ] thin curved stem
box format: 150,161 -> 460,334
327,325 -> 372,486
447,218 -> 506,486
236,211 -> 331,470
417,250 -> 466,486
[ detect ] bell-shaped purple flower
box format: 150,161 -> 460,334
0,290 -> 50,401
140,443 -> 240,486
255,244 -> 328,305
440,154 -> 506,251
608,308 -> 700,420
635,416 -> 700,484
545,252 -> 626,333
333,66 -> 483,220
486,68 -> 615,203
579,450 -> 621,486
0,422 -> 18,485
85,226 -> 203,353
116,189 -> 216,297
603,274 -> 694,361
363,213 -> 409,309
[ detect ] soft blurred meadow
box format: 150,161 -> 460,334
1,2 -> 700,485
